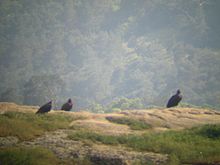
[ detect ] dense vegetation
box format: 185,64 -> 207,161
0,147 -> 92,165
0,0 -> 220,111
69,124 -> 220,164
0,147 -> 59,165
0,111 -> 83,140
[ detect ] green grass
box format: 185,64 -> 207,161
0,147 -> 59,165
122,129 -> 220,164
61,158 -> 93,165
68,130 -> 119,145
68,124 -> 220,165
1,111 -> 220,164
195,124 -> 220,139
0,146 -> 93,165
0,111 -> 83,140
179,102 -> 220,110
106,116 -> 151,130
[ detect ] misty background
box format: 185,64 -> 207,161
0,0 -> 220,112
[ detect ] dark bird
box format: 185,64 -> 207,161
36,101 -> 52,114
61,98 -> 73,111
166,89 -> 182,108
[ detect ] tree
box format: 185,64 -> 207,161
23,74 -> 65,108
0,88 -> 23,104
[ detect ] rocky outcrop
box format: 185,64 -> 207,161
19,129 -> 167,165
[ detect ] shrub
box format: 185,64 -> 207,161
195,124 -> 220,139
88,102 -> 105,113
107,97 -> 144,110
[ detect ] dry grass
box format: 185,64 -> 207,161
1,102 -> 220,165
119,107 -> 220,130
0,103 -> 88,140
70,119 -> 132,135
68,124 -> 220,165
1,102 -> 220,136
69,107 -> 220,137
0,102 -> 38,114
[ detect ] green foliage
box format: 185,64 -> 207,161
0,147 -> 59,165
195,124 -> 220,139
0,146 -> 92,165
23,74 -> 65,106
0,0 -> 220,109
179,102 -> 200,108
88,102 -> 105,113
180,102 -> 219,110
0,88 -> 23,104
68,131 -> 119,145
109,108 -> 122,113
107,97 -> 144,111
167,154 -> 180,165
106,116 -> 151,130
0,111 -> 81,140
88,97 -> 145,113
61,158 -> 93,165
68,124 -> 220,164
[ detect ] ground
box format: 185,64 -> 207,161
0,102 -> 220,165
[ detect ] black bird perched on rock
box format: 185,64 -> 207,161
36,101 -> 52,114
61,98 -> 73,111
166,89 -> 182,108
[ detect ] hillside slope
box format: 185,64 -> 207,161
0,102 -> 220,165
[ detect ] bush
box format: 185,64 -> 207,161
195,124 -> 220,139
107,97 -> 144,111
88,102 -> 105,113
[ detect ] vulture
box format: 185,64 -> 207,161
166,89 -> 182,108
61,98 -> 73,111
36,101 -> 52,114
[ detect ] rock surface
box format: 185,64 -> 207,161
20,129 -> 167,165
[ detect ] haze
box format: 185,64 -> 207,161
0,0 -> 219,110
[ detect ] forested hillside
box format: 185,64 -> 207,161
0,0 -> 220,110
